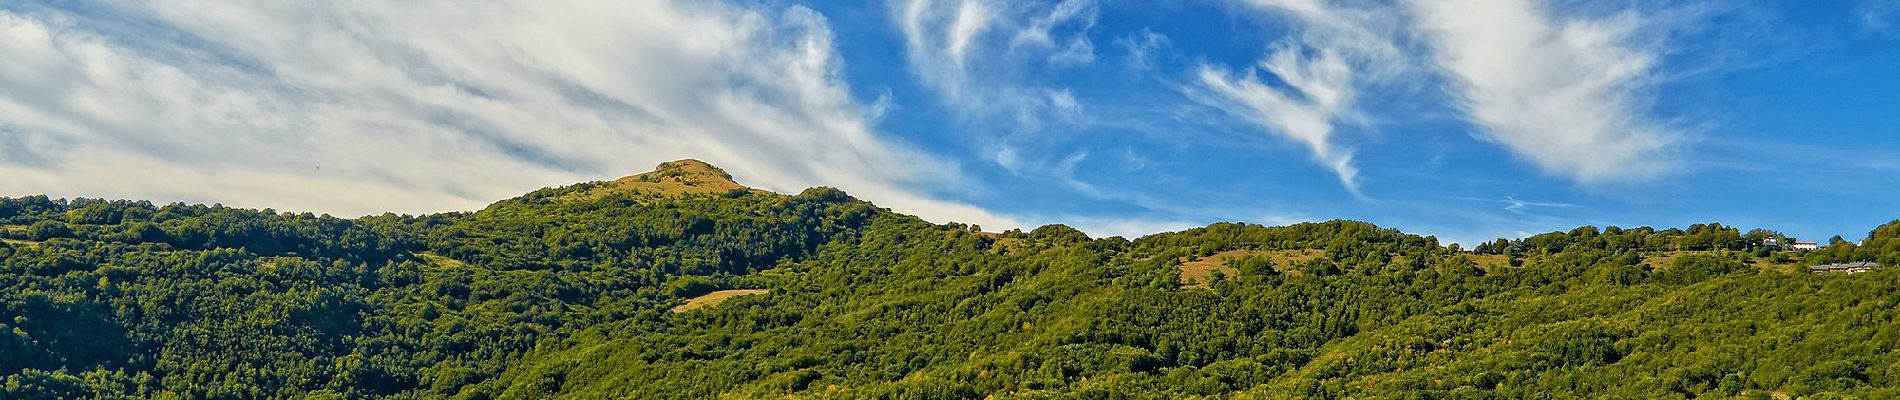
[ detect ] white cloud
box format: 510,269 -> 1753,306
1406,0 -> 1676,182
1201,0 -> 1690,187
1191,0 -> 1409,195
893,0 -> 1097,172
1193,46 -> 1363,193
1243,0 -> 1407,71
0,2 -> 1019,229
1500,196 -> 1579,215
1865,0 -> 1900,33
898,0 -> 1096,84
1011,0 -> 1097,66
1114,29 -> 1169,71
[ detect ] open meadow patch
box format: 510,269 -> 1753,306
672,289 -> 770,312
1178,249 -> 1326,289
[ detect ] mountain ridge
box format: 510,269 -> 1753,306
0,160 -> 1898,398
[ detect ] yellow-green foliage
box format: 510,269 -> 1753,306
2,170 -> 1899,399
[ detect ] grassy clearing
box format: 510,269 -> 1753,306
416,252 -> 471,269
1751,256 -> 1807,273
565,179 -> 763,201
609,177 -> 748,196
562,159 -> 763,201
1640,251 -> 1751,270
1641,252 -> 1686,270
1265,249 -> 1326,266
672,289 -> 770,313
1178,249 -> 1327,289
2,223 -> 34,248
1633,251 -> 1813,273
1177,259 -> 1236,290
1463,254 -> 1512,270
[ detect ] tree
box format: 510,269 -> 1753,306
25,221 -> 71,241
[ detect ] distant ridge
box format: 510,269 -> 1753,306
4,155 -> 1900,398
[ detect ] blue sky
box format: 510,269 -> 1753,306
0,1 -> 1897,245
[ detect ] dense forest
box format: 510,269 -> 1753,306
3,160 -> 1897,399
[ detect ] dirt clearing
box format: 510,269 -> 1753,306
672,289 -> 770,312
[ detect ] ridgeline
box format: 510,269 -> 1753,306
2,160 -> 1897,399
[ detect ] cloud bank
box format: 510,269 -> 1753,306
0,1 -> 1017,228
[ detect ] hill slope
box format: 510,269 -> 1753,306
1,160 -> 1897,399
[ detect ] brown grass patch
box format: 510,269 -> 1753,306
1464,254 -> 1511,269
1641,253 -> 1680,269
604,178 -> 750,196
672,289 -> 770,313
1,238 -> 37,248
1178,249 -> 1325,289
561,159 -> 768,201
1751,256 -> 1806,273
1639,251 -> 1806,272
1177,259 -> 1236,290
1641,251 -> 1728,270
1265,249 -> 1326,266
611,159 -> 748,194
416,252 -> 470,269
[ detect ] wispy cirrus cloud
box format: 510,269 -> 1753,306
893,0 -> 1097,173
1241,0 -> 1409,70
1864,0 -> 1900,33
1192,46 -> 1365,193
1114,29 -> 1169,71
896,0 -> 1097,89
1498,196 -> 1580,214
0,1 -> 1018,229
1189,0 -> 1412,195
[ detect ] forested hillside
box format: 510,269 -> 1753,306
3,160 -> 1897,399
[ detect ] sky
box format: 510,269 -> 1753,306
0,0 -> 1897,245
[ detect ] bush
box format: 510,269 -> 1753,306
1658,255 -> 1747,285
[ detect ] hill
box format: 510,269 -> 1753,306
608,159 -> 751,195
2,160 -> 1898,399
